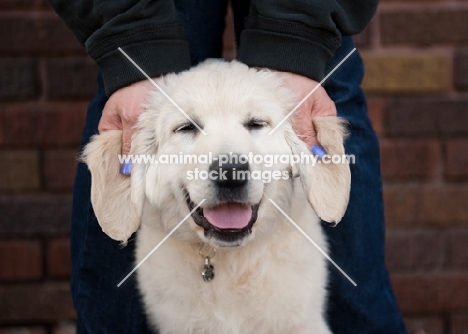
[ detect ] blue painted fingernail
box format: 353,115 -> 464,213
119,161 -> 132,175
311,144 -> 327,158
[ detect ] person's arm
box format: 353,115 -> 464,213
237,0 -> 378,81
237,0 -> 378,149
47,0 -> 192,168
47,0 -> 191,96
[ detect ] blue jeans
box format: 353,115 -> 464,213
71,1 -> 407,333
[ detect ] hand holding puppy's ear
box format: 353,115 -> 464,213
98,79 -> 158,175
275,71 -> 337,149
86,78 -> 162,241
277,72 -> 350,225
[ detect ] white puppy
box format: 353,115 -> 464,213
83,60 -> 350,334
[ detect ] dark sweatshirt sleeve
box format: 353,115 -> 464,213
47,0 -> 191,96
236,0 -> 378,81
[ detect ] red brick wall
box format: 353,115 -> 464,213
0,1 -> 93,333
361,1 -> 468,333
1,1 -> 467,333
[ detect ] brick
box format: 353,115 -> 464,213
451,316 -> 468,334
43,150 -> 78,191
384,186 -> 420,229
381,8 -> 468,45
0,102 -> 87,148
44,58 -> 98,100
0,240 -> 42,282
0,283 -> 76,322
385,97 -> 468,137
404,317 -> 444,334
0,14 -> 83,56
384,185 -> 468,228
367,97 -> 385,135
0,195 -> 72,236
386,230 -> 443,273
380,140 -> 440,181
445,140 -> 468,181
0,150 -> 40,191
421,187 -> 468,227
391,273 -> 468,314
0,327 -> 47,334
47,238 -> 71,278
361,53 -> 448,94
455,49 -> 468,91
446,229 -> 468,271
52,323 -> 76,334
0,59 -> 39,100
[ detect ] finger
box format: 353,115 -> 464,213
293,115 -> 328,158
292,104 -> 318,148
293,129 -> 316,149
307,133 -> 320,148
118,122 -> 134,175
310,87 -> 337,118
121,126 -> 133,156
308,93 -> 337,156
305,124 -> 328,159
98,102 -> 122,133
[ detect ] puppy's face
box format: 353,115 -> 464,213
82,61 -> 351,246
135,61 -> 296,247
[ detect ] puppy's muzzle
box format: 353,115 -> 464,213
188,154 -> 260,247
209,156 -> 249,189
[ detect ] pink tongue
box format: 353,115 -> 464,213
203,203 -> 252,230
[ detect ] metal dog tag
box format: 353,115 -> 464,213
202,257 -> 215,282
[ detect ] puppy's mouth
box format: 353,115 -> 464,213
186,197 -> 260,246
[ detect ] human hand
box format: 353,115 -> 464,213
98,79 -> 157,174
275,72 -> 337,155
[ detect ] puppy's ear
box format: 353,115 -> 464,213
285,117 -> 351,225
81,130 -> 143,244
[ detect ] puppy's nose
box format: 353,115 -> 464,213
209,155 -> 249,188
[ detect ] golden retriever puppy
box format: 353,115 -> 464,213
83,60 -> 350,334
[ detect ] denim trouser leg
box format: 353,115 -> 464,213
71,6 -> 406,334
322,37 -> 407,333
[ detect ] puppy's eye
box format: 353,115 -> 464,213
245,119 -> 268,131
174,123 -> 196,133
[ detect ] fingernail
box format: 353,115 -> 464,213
310,144 -> 327,158
119,161 -> 132,175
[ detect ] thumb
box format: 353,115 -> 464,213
301,124 -> 328,159
308,119 -> 329,159
303,126 -> 319,148
119,122 -> 134,175
121,123 -> 133,156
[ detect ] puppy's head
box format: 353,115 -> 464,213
82,60 -> 350,247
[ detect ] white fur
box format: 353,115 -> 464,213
82,60 -> 351,334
